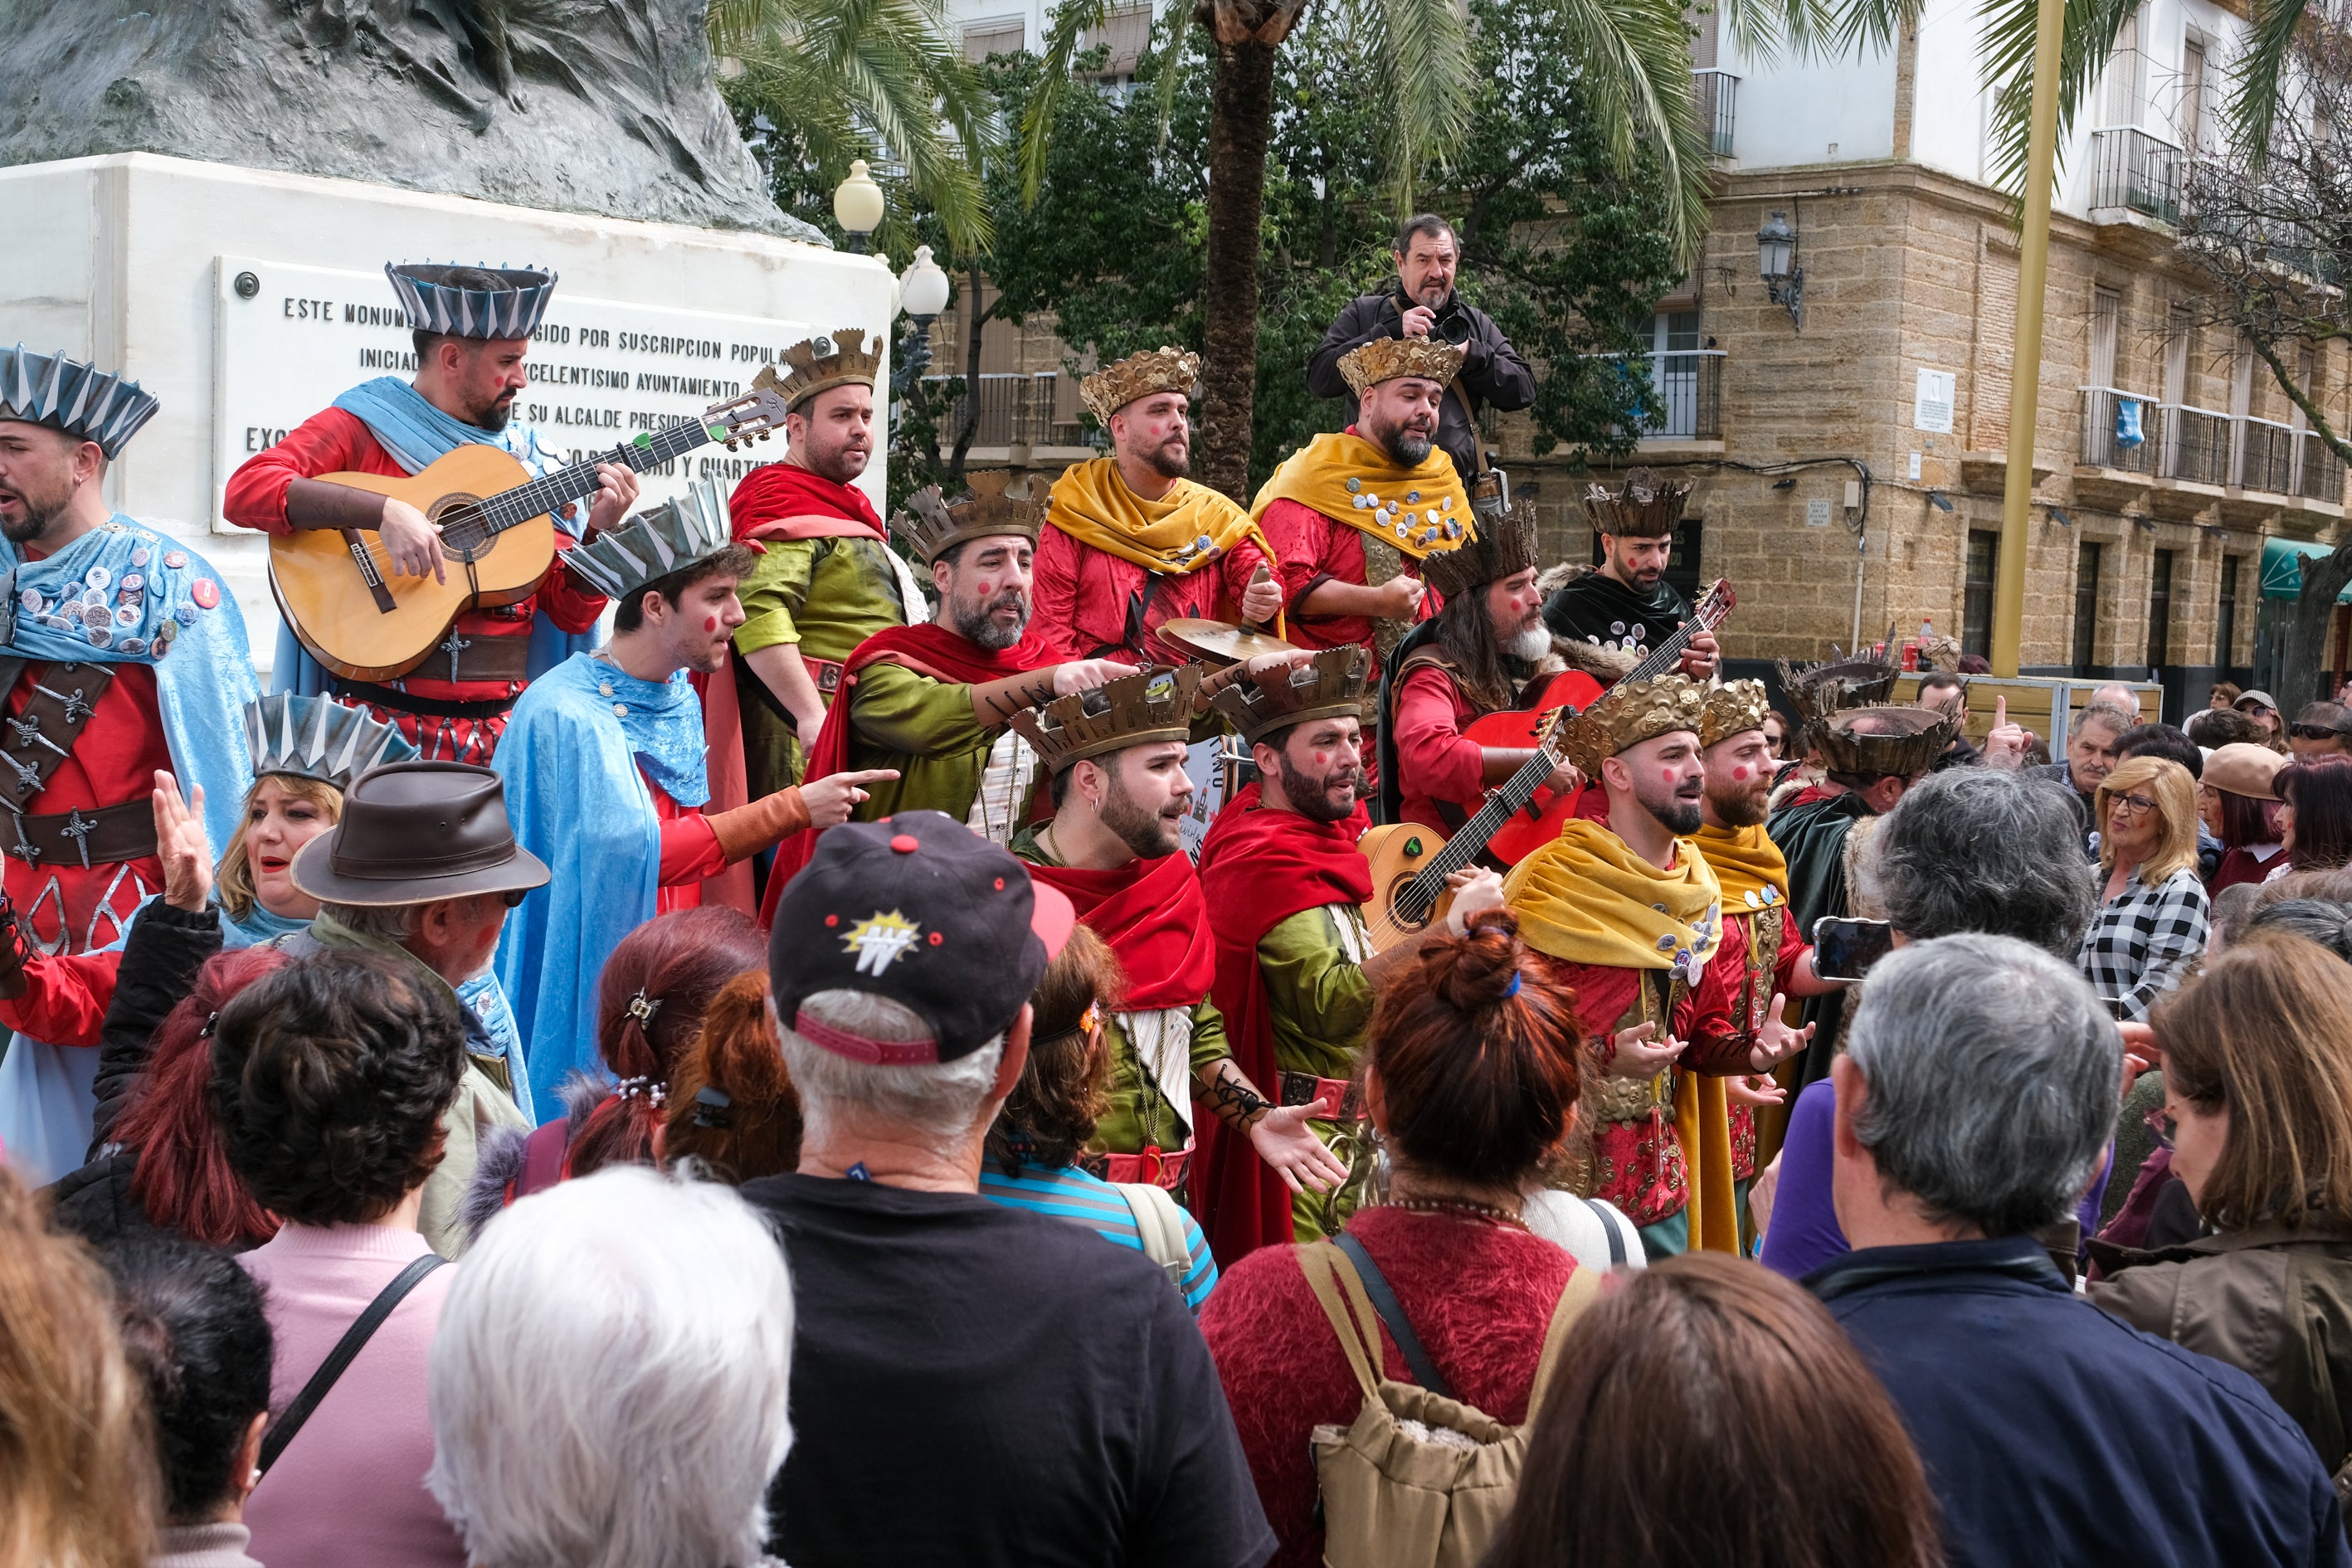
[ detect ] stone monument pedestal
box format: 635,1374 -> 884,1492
2,152 -> 891,674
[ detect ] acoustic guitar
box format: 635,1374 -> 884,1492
269,374 -> 793,681
1357,704 -> 1575,952
1478,577 -> 1738,865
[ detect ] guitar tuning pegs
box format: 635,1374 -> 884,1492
758,431 -> 771,441
725,439 -> 739,452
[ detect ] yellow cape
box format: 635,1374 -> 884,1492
1692,821 -> 1792,914
1502,819 -> 1722,973
1676,1073 -> 1741,1254
1247,431 -> 1476,562
1045,456 -> 1265,577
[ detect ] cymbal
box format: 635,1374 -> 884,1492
1158,618 -> 1302,668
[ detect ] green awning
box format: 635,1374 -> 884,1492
2261,538 -> 2352,604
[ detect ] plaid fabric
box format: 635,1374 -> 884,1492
2077,866 -> 2209,1021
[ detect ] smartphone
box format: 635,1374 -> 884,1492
1813,916 -> 1896,982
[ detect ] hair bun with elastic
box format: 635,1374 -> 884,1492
1422,910 -> 1527,1010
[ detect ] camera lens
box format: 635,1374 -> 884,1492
1439,314 -> 1473,346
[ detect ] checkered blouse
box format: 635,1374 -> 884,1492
2077,865 -> 2210,1021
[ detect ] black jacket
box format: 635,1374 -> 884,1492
89,901 -> 225,1157
1305,290 -> 1536,485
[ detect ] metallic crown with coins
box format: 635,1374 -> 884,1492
1699,679 -> 1774,749
1337,337 -> 1466,397
1420,498 -> 1538,599
1011,665 -> 1203,774
1080,346 -> 1199,426
558,478 -> 735,601
0,345 -> 160,460
384,262 -> 558,340
1561,674 -> 1707,777
762,329 -> 883,411
1814,704 -> 1961,780
1212,645 -> 1372,745
892,471 -> 1043,564
246,694 -> 419,792
1581,467 -> 1691,538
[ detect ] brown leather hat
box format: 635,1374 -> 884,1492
290,761 -> 551,906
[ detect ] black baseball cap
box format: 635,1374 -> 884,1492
770,811 -> 1076,1064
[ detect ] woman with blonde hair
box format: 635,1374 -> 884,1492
2077,754 -> 2209,1020
0,1166 -> 159,1568
2091,933 -> 2352,1483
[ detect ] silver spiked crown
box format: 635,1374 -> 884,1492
559,478 -> 735,601
384,262 -> 558,340
0,346 -> 161,459
245,694 -> 418,792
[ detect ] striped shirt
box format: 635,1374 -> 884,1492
979,1160 -> 1219,1312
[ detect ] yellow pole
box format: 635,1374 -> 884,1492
1993,0 -> 2066,678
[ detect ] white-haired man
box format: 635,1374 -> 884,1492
743,811 -> 1273,1568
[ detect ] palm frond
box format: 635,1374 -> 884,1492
1974,0 -> 2139,204
1364,0 -> 1478,208
2228,0 -> 2307,170
1718,0 -> 1852,66
1017,0 -> 1120,202
1545,0 -> 1716,260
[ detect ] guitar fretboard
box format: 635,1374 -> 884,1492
1394,742 -> 1557,920
458,421 -> 723,539
1624,593 -> 1721,684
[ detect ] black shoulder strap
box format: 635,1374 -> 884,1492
1583,1197 -> 1629,1266
1333,1230 -> 1453,1400
257,1252 -> 445,1476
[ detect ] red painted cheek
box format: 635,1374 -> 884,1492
1663,769 -> 1679,786
1731,765 -> 1750,781
704,615 -> 720,632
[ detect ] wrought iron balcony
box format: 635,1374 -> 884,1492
1693,70 -> 1738,158
2087,127 -> 2184,226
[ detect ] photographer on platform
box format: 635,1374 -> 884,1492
1306,215 -> 1534,485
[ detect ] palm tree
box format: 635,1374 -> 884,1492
709,0 -> 998,255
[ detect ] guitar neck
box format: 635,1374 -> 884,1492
471,420 -> 718,536
1405,742 -> 1560,892
1626,611 -> 1705,684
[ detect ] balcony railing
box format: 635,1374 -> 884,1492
2087,126 -> 2184,225
2079,390 -> 2351,504
922,372 -> 1084,448
1636,349 -> 1724,441
1693,70 -> 1738,158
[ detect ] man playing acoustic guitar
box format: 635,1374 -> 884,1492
226,262 -> 640,762
1541,469 -> 1720,679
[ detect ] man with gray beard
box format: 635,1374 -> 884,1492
1378,499 -> 1581,835
764,473 -> 1132,895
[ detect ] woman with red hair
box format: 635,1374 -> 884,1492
46,946 -> 290,1249
1199,911 -> 1591,1568
463,905 -> 767,1236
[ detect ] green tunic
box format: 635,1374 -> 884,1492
1010,825 -> 1232,1157
842,660 -> 1033,833
732,536 -> 912,795
1258,902 -> 1378,1239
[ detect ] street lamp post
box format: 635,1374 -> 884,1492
893,246 -> 952,399
832,159 -> 885,254
1755,211 -> 1803,331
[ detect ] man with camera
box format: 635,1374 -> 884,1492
1306,215 -> 1534,487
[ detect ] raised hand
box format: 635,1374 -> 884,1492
1247,1097 -> 1351,1194
1981,694 -> 2031,768
799,768 -> 900,830
585,462 -> 642,533
1678,627 -> 1721,680
1750,994 -> 1815,1072
1443,866 -> 1506,933
1374,575 -> 1426,621
1726,1073 -> 1789,1108
151,769 -> 214,913
1241,563 -> 1283,626
1609,1020 -> 1687,1079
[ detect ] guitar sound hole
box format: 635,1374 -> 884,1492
430,497 -> 492,563
1388,874 -> 1434,931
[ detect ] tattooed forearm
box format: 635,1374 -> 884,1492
1199,1059 -> 1272,1128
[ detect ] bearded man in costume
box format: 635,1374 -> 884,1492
0,347 -> 259,1182
1034,348 -> 1284,665
721,329 -> 928,795
1007,664 -> 1346,1205
1541,470 -> 1718,679
1501,675 -> 1809,1260
763,473 -> 1132,909
1377,499 -> 1580,834
1195,645 -> 1503,1261
1249,338 -> 1477,660
1766,701 -> 1957,1086
494,481 -> 894,1113
1691,679 -> 1843,1216
226,263 -> 637,761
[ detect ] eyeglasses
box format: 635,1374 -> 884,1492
2291,723 -> 2350,741
2107,792 -> 2160,818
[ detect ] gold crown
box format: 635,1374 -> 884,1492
1080,346 -> 1200,426
1337,337 -> 1465,397
1420,499 -> 1536,599
1211,645 -> 1373,744
1582,467 -> 1691,538
891,471 -> 1043,563
1011,665 -> 1203,775
759,329 -> 882,410
1776,638 -> 1899,730
1699,679 -> 1772,748
1814,704 -> 1961,781
1561,674 -> 1707,777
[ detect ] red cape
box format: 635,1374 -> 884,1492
1193,780 -> 1373,1266
760,621 -> 1054,920
1025,850 -> 1214,1011
729,462 -> 885,542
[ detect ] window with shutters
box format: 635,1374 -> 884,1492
1964,531 -> 1999,658
2147,548 -> 2175,670
1083,5 -> 1154,79
962,17 -> 1024,61
2074,543 -> 2103,675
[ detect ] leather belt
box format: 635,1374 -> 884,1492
334,681 -> 517,722
810,655 -> 845,698
1,798 -> 158,872
1081,1143 -> 1192,1191
0,661 -> 115,814
398,630 -> 535,687
1279,1070 -> 1364,1121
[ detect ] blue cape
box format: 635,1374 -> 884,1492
0,523 -> 258,1184
270,377 -> 597,699
492,652 -> 706,1119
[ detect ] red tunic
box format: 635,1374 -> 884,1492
1030,523 -> 1268,665
1199,1205 -> 1577,1568
1389,663 -> 1486,834
1719,907 -> 1808,1181
2,662 -> 172,956
223,407 -> 607,760
1255,497 -> 1376,655
648,772 -> 726,913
